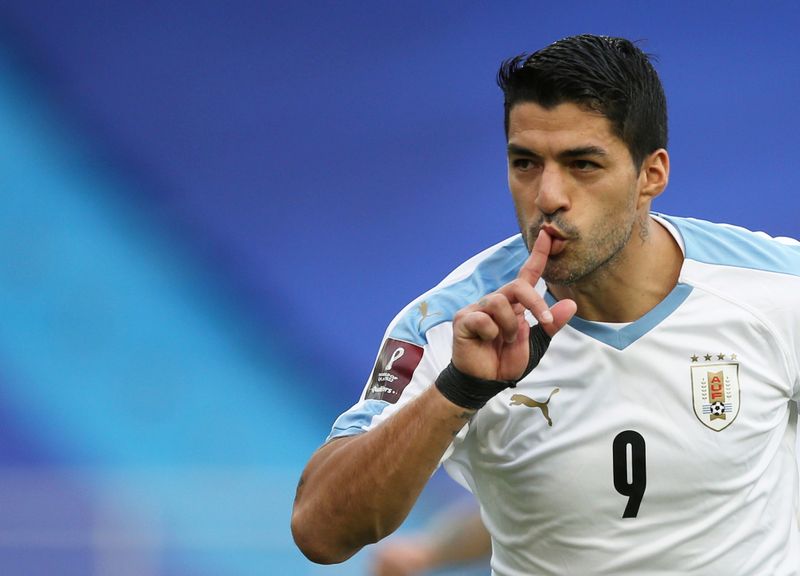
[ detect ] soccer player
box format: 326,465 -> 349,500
292,34 -> 800,575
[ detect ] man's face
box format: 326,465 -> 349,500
507,101 -> 644,286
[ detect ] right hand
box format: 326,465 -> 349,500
451,230 -> 576,381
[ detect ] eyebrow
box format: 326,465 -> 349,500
507,143 -> 608,160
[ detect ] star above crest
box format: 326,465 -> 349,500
689,352 -> 740,363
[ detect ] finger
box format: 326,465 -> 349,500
475,293 -> 520,343
541,298 -> 577,337
456,310 -> 500,342
517,229 -> 551,285
497,278 -> 553,326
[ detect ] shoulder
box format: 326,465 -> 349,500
659,214 -> 800,380
656,214 -> 800,276
326,235 -> 531,441
386,234 -> 531,346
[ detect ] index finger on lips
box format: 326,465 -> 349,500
517,229 -> 551,286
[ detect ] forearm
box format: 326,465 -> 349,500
291,385 -> 474,564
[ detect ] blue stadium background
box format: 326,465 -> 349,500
0,2 -> 798,574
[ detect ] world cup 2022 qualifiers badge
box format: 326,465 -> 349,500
690,353 -> 741,431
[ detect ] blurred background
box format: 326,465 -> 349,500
0,1 -> 798,574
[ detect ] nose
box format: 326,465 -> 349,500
535,165 -> 570,216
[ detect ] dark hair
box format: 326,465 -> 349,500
497,34 -> 667,168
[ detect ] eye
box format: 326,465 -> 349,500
511,158 -> 536,171
572,159 -> 600,171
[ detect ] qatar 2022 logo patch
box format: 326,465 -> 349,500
364,338 -> 424,404
690,352 -> 740,431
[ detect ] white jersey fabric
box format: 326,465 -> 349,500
329,215 -> 800,575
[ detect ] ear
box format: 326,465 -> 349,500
636,148 -> 669,207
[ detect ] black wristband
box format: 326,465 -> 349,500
435,324 -> 552,410
435,362 -> 516,410
524,323 -> 551,379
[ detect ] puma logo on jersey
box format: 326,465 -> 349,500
417,301 -> 442,331
509,389 -> 560,426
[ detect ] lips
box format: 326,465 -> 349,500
549,237 -> 568,256
539,225 -> 569,256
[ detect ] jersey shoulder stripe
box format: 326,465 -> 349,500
659,214 -> 800,276
388,235 -> 529,346
329,399 -> 387,438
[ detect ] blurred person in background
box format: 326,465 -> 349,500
369,499 -> 490,576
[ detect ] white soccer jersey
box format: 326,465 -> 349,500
329,215 -> 800,575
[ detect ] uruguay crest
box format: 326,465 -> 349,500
690,353 -> 740,431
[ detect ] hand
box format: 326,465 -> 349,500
451,230 -> 576,381
370,538 -> 435,576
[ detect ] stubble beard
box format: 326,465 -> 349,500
519,206 -> 638,287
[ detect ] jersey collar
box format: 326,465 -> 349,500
544,282 -> 693,350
